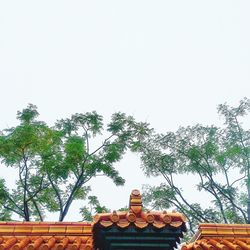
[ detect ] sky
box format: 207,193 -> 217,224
0,1 -> 250,221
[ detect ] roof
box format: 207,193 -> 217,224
93,189 -> 187,230
0,190 -> 187,250
0,222 -> 93,250
181,223 -> 250,250
93,189 -> 187,250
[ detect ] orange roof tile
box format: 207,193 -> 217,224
0,190 -> 187,250
0,222 -> 93,250
182,224 -> 250,250
93,189 -> 187,230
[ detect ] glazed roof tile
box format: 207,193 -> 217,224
182,224 -> 250,250
93,189 -> 187,230
0,222 -> 92,236
0,190 -> 187,250
0,222 -> 93,250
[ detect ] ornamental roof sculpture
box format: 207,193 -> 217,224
0,190 -> 187,250
181,223 -> 250,250
93,189 -> 186,229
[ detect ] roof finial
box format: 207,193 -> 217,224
129,189 -> 142,214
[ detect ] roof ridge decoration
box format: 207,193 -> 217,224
129,189 -> 142,214
93,189 -> 187,230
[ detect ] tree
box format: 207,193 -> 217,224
138,98 -> 250,235
0,104 -> 151,221
80,195 -> 110,221
0,104 -> 55,221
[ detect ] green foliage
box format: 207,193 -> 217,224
0,105 -> 151,221
139,98 -> 250,237
80,195 -> 110,221
17,104 -> 39,124
0,179 -> 11,221
117,206 -> 129,211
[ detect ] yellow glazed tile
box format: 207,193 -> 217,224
66,226 -> 83,234
0,226 -> 15,233
31,226 -> 49,233
14,226 -> 33,233
48,226 -> 66,233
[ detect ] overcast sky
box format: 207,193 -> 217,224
0,1 -> 250,221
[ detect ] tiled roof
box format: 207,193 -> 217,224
0,190 -> 187,250
0,222 -> 93,250
93,189 -> 187,230
182,223 -> 250,250
92,190 -> 187,250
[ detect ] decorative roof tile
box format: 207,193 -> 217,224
93,189 -> 187,230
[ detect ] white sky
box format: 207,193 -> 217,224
0,1 -> 250,221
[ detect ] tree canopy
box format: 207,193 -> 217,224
1,99 -> 250,235
139,98 -> 250,235
0,104 -> 151,221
